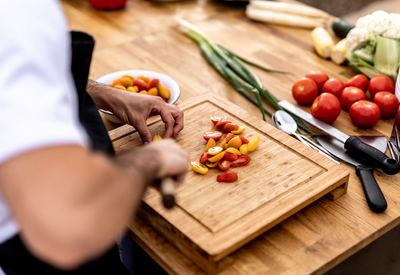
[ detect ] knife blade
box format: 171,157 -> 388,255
156,133 -> 176,209
317,135 -> 387,213
279,100 -> 400,175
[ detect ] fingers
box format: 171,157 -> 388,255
134,120 -> 153,144
158,104 -> 175,139
167,104 -> 184,136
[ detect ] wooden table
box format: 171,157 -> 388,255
61,1 -> 400,274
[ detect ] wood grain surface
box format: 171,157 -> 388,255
61,0 -> 400,274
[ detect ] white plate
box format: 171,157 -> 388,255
96,70 -> 181,124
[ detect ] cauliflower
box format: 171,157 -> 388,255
345,10 -> 400,81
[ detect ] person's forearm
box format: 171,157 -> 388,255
86,79 -> 121,111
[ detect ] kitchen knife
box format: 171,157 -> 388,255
388,106 -> 400,162
279,100 -> 400,175
317,135 -> 388,213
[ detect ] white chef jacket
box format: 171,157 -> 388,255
0,1 -> 88,272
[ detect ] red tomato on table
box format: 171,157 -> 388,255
231,155 -> 251,167
321,78 -> 345,98
218,160 -> 231,171
203,131 -> 222,141
199,153 -> 212,163
217,171 -> 238,182
368,75 -> 395,98
349,100 -> 381,127
225,133 -> 234,142
221,123 -> 239,132
215,120 -> 231,129
222,152 -> 239,161
373,92 -> 399,118
311,93 -> 341,124
292,77 -> 318,105
240,136 -> 249,144
211,117 -> 228,124
305,71 -> 329,92
340,87 -> 366,111
345,74 -> 369,92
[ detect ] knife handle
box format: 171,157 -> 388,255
356,165 -> 387,213
161,177 -> 175,209
345,136 -> 400,175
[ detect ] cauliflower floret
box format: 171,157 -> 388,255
346,27 -> 370,51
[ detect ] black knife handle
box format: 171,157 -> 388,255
345,136 -> 400,175
356,165 -> 387,213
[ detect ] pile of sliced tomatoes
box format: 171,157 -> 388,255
190,117 -> 260,183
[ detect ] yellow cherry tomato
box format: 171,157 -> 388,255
111,78 -> 123,86
248,135 -> 260,152
208,151 -> 226,162
225,148 -> 241,155
114,85 -> 127,90
152,134 -> 163,142
227,136 -> 242,149
127,86 -> 137,93
231,125 -> 246,134
205,138 -> 216,152
137,75 -> 151,83
121,77 -> 133,88
218,139 -> 227,150
206,160 -> 218,168
208,146 -> 223,155
158,84 -> 171,100
191,162 -> 208,174
240,144 -> 249,155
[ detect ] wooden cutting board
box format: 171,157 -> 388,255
110,95 -> 350,274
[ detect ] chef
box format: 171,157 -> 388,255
0,1 -> 189,274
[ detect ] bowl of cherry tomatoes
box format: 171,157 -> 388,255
96,70 -> 180,124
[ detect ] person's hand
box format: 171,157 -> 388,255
146,139 -> 189,187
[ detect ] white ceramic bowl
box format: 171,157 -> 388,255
96,70 -> 181,124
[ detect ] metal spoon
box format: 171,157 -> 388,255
273,111 -> 340,163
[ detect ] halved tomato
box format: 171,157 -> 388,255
225,133 -> 234,142
211,117 -> 228,124
231,155 -> 251,167
215,120 -> 231,129
240,136 -> 250,144
203,131 -> 222,141
218,160 -> 231,171
221,123 -> 239,132
222,152 -> 239,161
217,171 -> 238,182
199,153 -> 212,163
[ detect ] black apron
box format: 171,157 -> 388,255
0,32 -> 129,274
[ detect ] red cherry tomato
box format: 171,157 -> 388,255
215,120 -> 231,129
321,78 -> 345,98
340,87 -> 366,111
133,79 -> 147,91
225,133 -> 234,142
240,136 -> 250,144
305,71 -> 329,92
349,100 -> 381,128
88,0 -> 127,10
146,78 -> 160,90
221,123 -> 239,132
222,152 -> 239,161
292,77 -> 319,105
345,74 -> 369,92
217,171 -> 238,182
231,154 -> 251,167
373,92 -> 399,118
218,160 -> 231,171
368,75 -> 395,98
199,153 -> 212,163
211,117 -> 228,124
203,131 -> 222,141
311,93 -> 341,124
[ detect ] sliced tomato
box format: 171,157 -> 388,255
222,152 -> 239,161
240,136 -> 250,144
218,160 -> 231,171
215,120 -> 231,129
225,133 -> 234,142
231,155 -> 251,167
203,131 -> 222,141
211,117 -> 228,124
217,171 -> 238,182
199,153 -> 212,163
221,123 -> 239,132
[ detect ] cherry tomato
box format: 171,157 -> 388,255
208,146 -> 223,155
305,71 -> 329,92
227,136 -> 242,149
199,153 -> 212,163
205,138 -> 216,152
247,135 -> 260,152
240,136 -> 250,144
191,162 -> 208,175
133,79 -> 147,91
217,171 -> 238,183
206,161 -> 219,168
215,120 -> 231,129
231,154 -> 251,167
146,78 -> 159,90
349,100 -> 381,128
368,75 -> 395,98
218,160 -> 231,171
311,93 -> 341,124
321,78 -> 345,98
222,152 -> 239,161
211,117 -> 228,124
340,87 -> 366,111
345,74 -> 368,92
208,151 -> 225,162
221,123 -> 239,132
225,148 -> 241,155
225,133 -> 234,142
203,131 -> 222,141
373,92 -> 399,118
231,126 -> 246,134
292,77 -> 319,105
